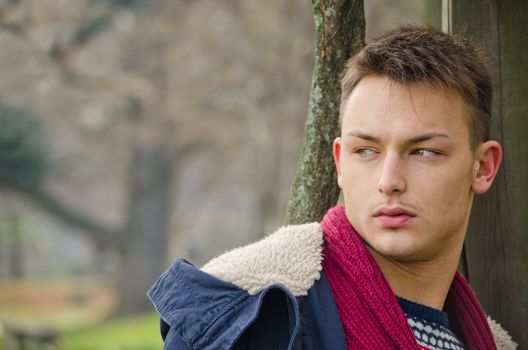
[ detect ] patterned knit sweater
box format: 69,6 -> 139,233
397,296 -> 467,350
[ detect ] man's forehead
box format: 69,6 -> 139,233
340,76 -> 471,141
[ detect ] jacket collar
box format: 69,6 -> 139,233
147,258 -> 300,349
201,222 -> 324,296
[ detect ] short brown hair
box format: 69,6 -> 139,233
340,26 -> 492,150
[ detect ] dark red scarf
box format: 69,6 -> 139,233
321,205 -> 496,349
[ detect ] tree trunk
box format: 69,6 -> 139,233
452,1 -> 528,347
116,142 -> 172,316
284,0 -> 365,225
7,215 -> 24,279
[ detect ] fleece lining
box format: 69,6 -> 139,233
488,317 -> 518,350
201,222 -> 323,296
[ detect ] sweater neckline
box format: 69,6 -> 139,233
396,295 -> 451,329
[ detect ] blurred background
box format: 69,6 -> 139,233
0,1 -> 440,349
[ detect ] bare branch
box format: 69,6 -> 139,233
0,177 -> 120,248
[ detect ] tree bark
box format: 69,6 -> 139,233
284,0 -> 365,225
452,1 -> 528,347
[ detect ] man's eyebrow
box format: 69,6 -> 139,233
405,133 -> 451,145
344,131 -> 450,144
344,131 -> 380,142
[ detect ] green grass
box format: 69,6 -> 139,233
62,313 -> 163,350
0,280 -> 163,350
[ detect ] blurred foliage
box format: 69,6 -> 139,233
57,16 -> 113,54
90,0 -> 162,11
0,213 -> 21,245
0,279 -> 115,325
0,104 -> 48,188
62,313 -> 162,350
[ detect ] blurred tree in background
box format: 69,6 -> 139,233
0,104 -> 47,189
0,0 -> 316,320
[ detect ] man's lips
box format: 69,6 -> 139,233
373,206 -> 416,228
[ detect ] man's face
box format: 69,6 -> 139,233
334,75 -> 478,262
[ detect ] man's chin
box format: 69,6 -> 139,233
362,234 -> 428,262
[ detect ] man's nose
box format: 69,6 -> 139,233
377,154 -> 407,195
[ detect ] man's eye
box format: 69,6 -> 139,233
354,148 -> 376,157
412,149 -> 439,158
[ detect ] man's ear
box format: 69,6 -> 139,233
472,140 -> 503,194
333,137 -> 343,189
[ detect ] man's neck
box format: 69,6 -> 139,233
367,243 -> 463,311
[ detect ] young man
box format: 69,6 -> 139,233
148,26 -> 517,349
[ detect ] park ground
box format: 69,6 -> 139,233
0,279 -> 162,350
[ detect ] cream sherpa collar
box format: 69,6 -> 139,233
201,222 -> 323,296
201,223 -> 517,349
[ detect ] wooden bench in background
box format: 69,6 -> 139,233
2,323 -> 61,350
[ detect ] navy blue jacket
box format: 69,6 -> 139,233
148,258 -> 346,349
148,223 -> 346,349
